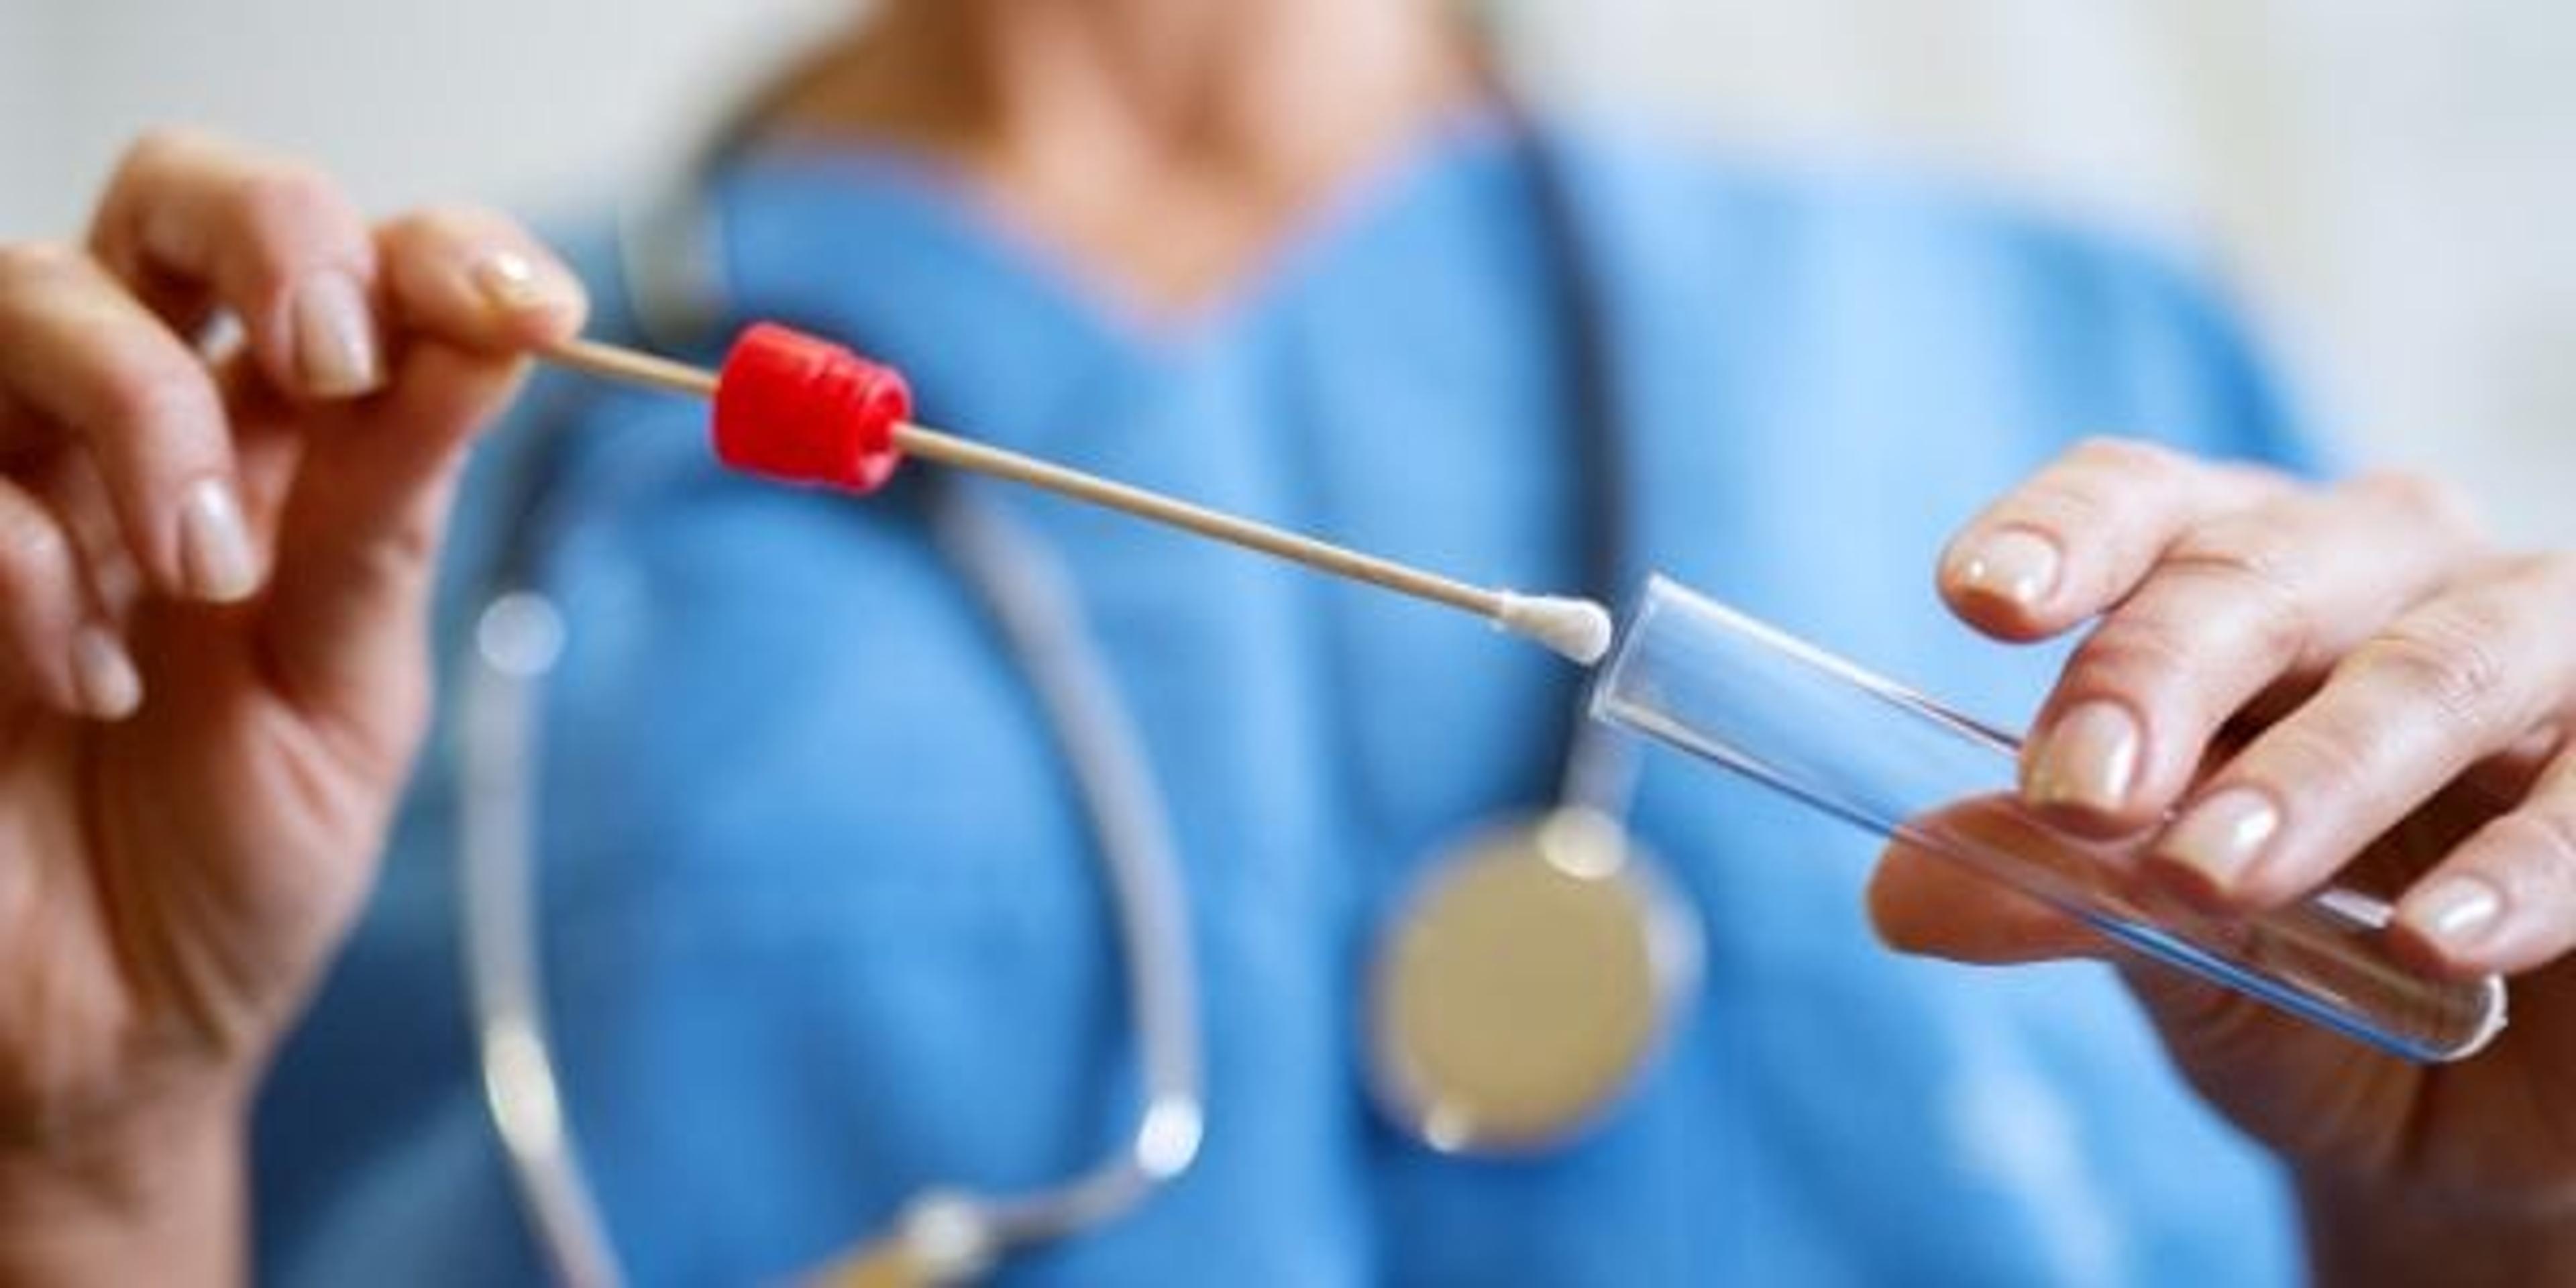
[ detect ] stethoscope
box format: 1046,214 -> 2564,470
455,95 -> 1700,1288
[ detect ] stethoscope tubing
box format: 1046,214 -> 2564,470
454,95 -> 1624,1286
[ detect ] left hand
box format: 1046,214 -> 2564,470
1869,439 -> 2576,1268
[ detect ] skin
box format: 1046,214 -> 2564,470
0,133 -> 592,1282
1876,441 -> 2576,1282
0,4 -> 2567,1286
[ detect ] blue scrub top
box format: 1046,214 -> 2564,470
253,114 -> 2317,1286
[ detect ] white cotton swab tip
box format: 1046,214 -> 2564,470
1494,593 -> 1617,665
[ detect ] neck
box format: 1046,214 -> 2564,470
761,0 -> 1478,311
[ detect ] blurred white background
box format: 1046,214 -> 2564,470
5,0 -> 2571,543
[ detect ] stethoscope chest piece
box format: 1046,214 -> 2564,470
1367,806 -> 1702,1155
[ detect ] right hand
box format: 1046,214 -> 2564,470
0,129 -> 585,1201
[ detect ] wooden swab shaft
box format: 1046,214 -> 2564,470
543,337 -> 716,398
535,338 -> 1506,619
896,424 -> 1501,615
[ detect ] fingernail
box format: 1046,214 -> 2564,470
290,270 -> 383,398
70,625 -> 142,720
179,477 -> 260,602
2026,700 -> 2141,813
2158,787 -> 2281,892
472,250 -> 576,319
1953,529 -> 2061,607
2402,876 -> 2504,953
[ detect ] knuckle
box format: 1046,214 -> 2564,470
2168,516 -> 2304,588
115,125 -> 213,189
2249,720 -> 2375,814
231,164 -> 347,242
2070,609 -> 2197,692
1999,438 -> 2200,573
404,202 -> 511,239
2538,552 -> 2576,616
94,362 -> 217,446
2165,526 -> 2316,660
2208,458 -> 2296,501
2019,474 -> 2110,531
2491,549 -> 2575,596
2349,470 -> 2486,547
126,123 -> 216,169
2004,470 -> 2121,547
381,203 -> 519,265
2359,602 -> 2518,739
2067,436 -> 2194,503
2070,435 -> 2180,481
347,517 -> 440,590
0,239 -> 84,292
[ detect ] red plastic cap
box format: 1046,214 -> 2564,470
712,323 -> 911,492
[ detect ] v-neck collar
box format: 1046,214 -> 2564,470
714,108 -> 1514,382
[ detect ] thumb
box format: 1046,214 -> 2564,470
253,211 -> 584,769
1868,818 -> 2112,966
1875,833 -> 2378,1155
255,339 -> 528,769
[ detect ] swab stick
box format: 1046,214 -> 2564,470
538,331 -> 1615,665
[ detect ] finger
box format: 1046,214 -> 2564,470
33,449 -> 149,623
1870,797 -> 2128,963
1868,842 -> 2105,964
1939,437 -> 2286,641
258,339 -> 530,770
2392,748 -> 2576,976
88,127 -> 384,401
376,207 -> 587,354
2019,474 -> 2483,827
0,476 -> 140,719
0,242 -> 260,602
2151,554 -> 2576,910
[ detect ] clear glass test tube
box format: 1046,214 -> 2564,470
1589,574 -> 2507,1063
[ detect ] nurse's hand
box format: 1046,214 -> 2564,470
0,129 -> 584,1281
1870,439 -> 2576,1285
